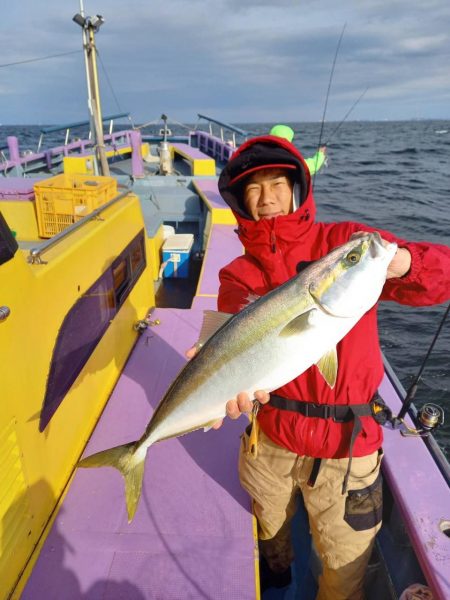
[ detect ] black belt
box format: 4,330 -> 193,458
269,395 -> 373,421
268,394 -> 380,494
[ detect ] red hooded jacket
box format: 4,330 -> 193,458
217,136 -> 450,459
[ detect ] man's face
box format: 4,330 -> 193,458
243,168 -> 293,221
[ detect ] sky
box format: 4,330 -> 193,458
1,0 -> 450,125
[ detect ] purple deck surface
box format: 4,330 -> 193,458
23,308 -> 256,600
191,295 -> 218,311
0,177 -> 40,200
171,142 -> 212,161
379,374 -> 450,599
197,224 -> 243,297
193,179 -> 229,210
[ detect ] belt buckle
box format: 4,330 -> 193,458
332,408 -> 350,423
309,403 -> 331,419
322,405 -> 332,419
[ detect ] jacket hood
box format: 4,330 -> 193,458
218,135 -> 312,219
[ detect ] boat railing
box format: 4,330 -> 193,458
0,143 -> 8,165
36,112 -> 132,152
383,356 -> 450,486
27,187 -> 132,264
190,130 -> 236,164
0,124 -> 139,176
195,113 -> 250,148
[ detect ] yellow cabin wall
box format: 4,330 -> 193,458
147,223 -> 165,280
0,193 -> 155,598
0,200 -> 40,240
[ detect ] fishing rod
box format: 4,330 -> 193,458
313,22 -> 346,190
324,86 -> 369,145
394,303 -> 450,433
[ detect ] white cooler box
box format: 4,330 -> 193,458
162,233 -> 194,278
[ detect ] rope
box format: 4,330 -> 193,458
0,50 -> 81,69
135,115 -> 192,132
96,49 -> 130,123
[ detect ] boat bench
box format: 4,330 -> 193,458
193,178 -> 236,226
190,179 -> 241,300
195,223 -> 243,299
170,142 -> 216,176
0,177 -> 41,200
22,307 -> 257,600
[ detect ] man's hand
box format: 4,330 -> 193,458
226,390 -> 271,418
185,345 -> 270,429
185,345 -> 198,360
386,247 -> 411,279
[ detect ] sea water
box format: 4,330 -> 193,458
1,120 -> 449,456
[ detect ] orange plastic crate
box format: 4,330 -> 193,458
34,174 -> 117,238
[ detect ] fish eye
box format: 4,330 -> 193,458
345,251 -> 360,264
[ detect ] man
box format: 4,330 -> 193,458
188,134 -> 449,599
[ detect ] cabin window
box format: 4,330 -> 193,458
39,230 -> 146,431
113,259 -> 129,303
112,232 -> 146,307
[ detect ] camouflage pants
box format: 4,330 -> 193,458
239,428 -> 383,600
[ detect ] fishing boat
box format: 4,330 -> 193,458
1,10 -> 449,600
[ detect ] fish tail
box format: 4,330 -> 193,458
78,441 -> 146,522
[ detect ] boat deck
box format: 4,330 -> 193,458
14,174 -> 450,600
21,307 -> 257,600
20,198 -> 257,599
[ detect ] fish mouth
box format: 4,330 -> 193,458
369,232 -> 385,257
356,231 -> 396,260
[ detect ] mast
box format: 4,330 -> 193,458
73,4 -> 110,176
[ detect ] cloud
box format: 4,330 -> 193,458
0,0 -> 449,123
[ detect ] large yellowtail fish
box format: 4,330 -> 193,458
79,232 -> 397,521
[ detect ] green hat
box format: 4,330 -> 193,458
269,124 -> 294,143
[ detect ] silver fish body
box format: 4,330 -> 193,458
79,232 -> 397,520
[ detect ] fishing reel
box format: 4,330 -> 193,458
399,403 -> 445,438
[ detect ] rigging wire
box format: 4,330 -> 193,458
96,49 -> 134,128
313,22 -> 346,190
135,118 -> 165,130
165,116 -> 192,131
0,50 -> 81,69
135,115 -> 192,132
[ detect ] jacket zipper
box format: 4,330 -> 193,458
270,229 -> 277,253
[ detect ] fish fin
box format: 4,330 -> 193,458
203,418 -> 222,432
238,293 -> 260,310
197,310 -> 233,347
78,442 -> 145,522
315,347 -> 338,388
279,309 -> 316,337
244,292 -> 261,305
